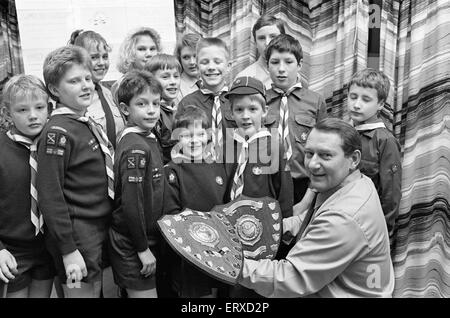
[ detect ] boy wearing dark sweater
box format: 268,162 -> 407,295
37,45 -> 114,298
0,74 -> 54,298
163,105 -> 230,298
109,70 -> 167,298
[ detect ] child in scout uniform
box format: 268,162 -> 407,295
177,37 -> 237,162
108,70 -> 167,298
264,34 -> 328,205
0,75 -> 54,298
224,76 -> 294,298
163,105 -> 230,298
37,45 -> 114,298
347,68 -> 402,244
145,54 -> 181,164
69,29 -> 126,149
235,15 -> 286,89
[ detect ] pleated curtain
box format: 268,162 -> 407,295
379,0 -> 450,298
0,0 -> 23,132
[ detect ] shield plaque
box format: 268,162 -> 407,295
212,195 -> 281,260
157,209 -> 244,284
157,196 -> 282,285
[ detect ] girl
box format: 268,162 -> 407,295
111,27 -> 162,104
69,30 -> 125,148
174,33 -> 202,101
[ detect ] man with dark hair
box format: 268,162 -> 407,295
238,118 -> 394,297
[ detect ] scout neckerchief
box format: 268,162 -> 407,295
229,128 -> 271,200
354,121 -> 386,131
95,83 -> 116,149
272,82 -> 303,161
6,128 -> 43,235
52,106 -> 115,199
117,126 -> 156,144
200,86 -> 228,161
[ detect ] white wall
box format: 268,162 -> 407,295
15,0 -> 177,82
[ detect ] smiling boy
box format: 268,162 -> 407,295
177,37 -> 237,161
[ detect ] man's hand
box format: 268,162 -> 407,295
0,249 -> 18,283
138,248 -> 156,277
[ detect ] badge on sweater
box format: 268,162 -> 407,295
58,135 -> 67,148
127,156 -> 136,169
168,172 -> 177,184
138,157 -> 146,169
46,132 -> 56,145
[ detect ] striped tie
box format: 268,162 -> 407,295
200,87 -> 227,161
272,84 -> 302,161
7,130 -> 44,235
51,106 -> 115,199
230,129 -> 271,200
80,117 -> 115,199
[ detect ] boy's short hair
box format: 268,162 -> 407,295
117,69 -> 162,106
348,68 -> 391,103
173,105 -> 209,130
225,76 -> 266,110
174,33 -> 202,65
265,34 -> 303,64
69,29 -> 111,53
1,74 -> 48,110
196,37 -> 230,60
252,15 -> 286,41
117,27 -> 162,74
43,45 -> 92,100
145,53 -> 182,74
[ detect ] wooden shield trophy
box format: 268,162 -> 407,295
157,195 -> 282,285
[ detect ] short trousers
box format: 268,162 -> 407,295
108,228 -> 158,291
47,216 -> 109,284
1,241 -> 55,293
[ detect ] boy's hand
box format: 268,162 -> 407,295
137,248 -> 156,277
0,249 -> 18,283
62,249 -> 87,283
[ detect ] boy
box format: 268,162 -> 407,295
163,105 -> 230,298
109,70 -> 167,298
0,75 -> 54,298
347,68 -> 402,242
145,54 -> 181,164
37,45 -> 114,298
235,15 -> 285,89
177,37 -> 237,162
224,76 -> 293,297
264,34 -> 327,204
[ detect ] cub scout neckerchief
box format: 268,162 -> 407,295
354,122 -> 386,131
229,128 -> 272,200
6,129 -> 43,235
95,83 -> 116,149
272,82 -> 303,162
117,126 -> 156,144
200,86 -> 228,161
52,106 -> 115,199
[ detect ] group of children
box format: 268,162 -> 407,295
0,14 -> 402,298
